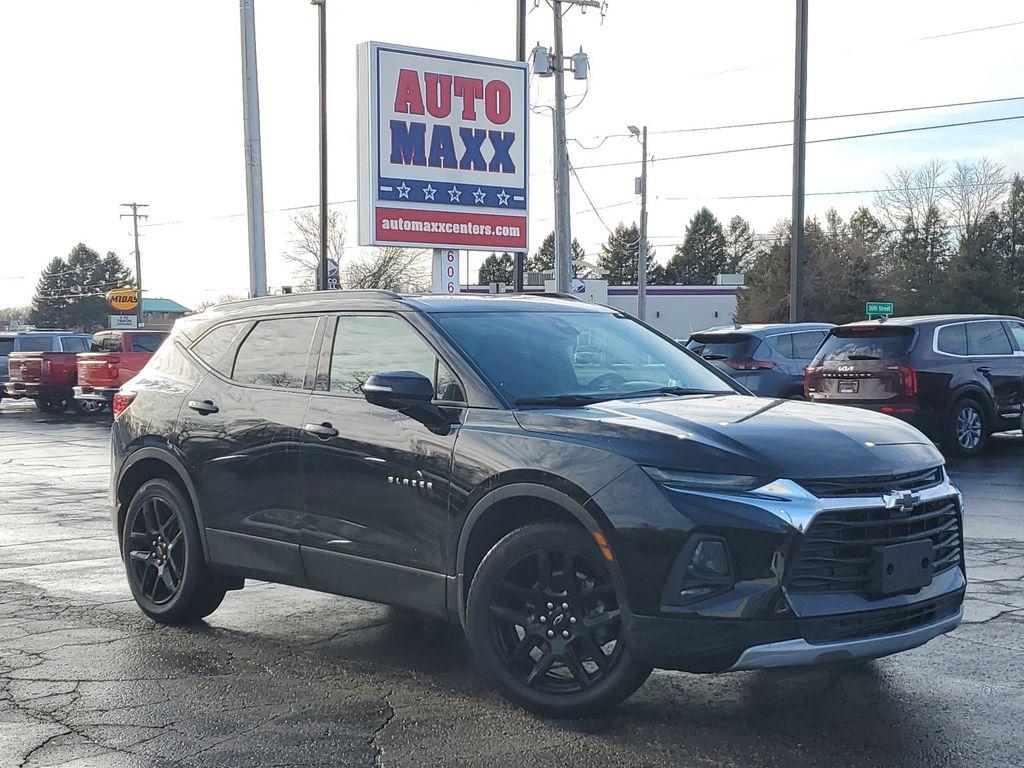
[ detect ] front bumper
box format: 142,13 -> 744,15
74,385 -> 118,403
729,605 -> 962,670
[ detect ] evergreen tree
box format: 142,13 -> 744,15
665,208 -> 728,285
1001,174 -> 1024,316
938,211 -> 1017,314
597,222 -> 657,285
478,252 -> 514,285
529,232 -> 586,275
28,257 -> 72,328
724,215 -> 759,273
28,244 -> 134,330
887,205 -> 952,315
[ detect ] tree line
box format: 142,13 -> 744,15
26,244 -> 136,330
479,157 -> 1024,325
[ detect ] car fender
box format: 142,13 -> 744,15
453,481 -> 628,627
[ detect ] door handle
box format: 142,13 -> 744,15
976,366 -> 992,375
187,399 -> 219,415
303,422 -> 338,439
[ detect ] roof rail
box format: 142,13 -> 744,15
208,289 -> 403,311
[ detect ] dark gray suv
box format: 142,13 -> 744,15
686,323 -> 833,399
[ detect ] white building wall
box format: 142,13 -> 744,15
604,287 -> 739,340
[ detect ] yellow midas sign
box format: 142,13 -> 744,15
106,288 -> 139,312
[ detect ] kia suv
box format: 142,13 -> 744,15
686,322 -> 833,398
805,315 -> 1024,457
111,292 -> 965,717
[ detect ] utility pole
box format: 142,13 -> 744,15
630,125 -> 649,321
514,0 -> 527,292
551,1 -> 572,294
239,0 -> 268,297
119,203 -> 148,328
312,0 -> 329,291
789,0 -> 808,322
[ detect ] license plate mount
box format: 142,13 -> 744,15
868,539 -> 934,596
838,380 -> 859,394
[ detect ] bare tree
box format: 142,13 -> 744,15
342,246 -> 430,292
282,209 -> 346,291
943,158 -> 1008,242
193,294 -> 246,312
874,159 -> 945,230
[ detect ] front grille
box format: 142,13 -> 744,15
787,497 -> 962,594
801,592 -> 962,643
796,466 -> 942,498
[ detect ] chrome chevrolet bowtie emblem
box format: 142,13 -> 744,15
883,490 -> 919,514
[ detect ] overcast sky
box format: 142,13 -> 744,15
2,1 -> 1023,309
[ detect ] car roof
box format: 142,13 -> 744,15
690,322 -> 834,337
834,314 -> 1023,330
11,330 -> 89,336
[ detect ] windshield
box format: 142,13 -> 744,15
432,310 -> 735,405
812,327 -> 914,364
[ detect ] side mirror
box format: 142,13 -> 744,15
362,371 -> 452,435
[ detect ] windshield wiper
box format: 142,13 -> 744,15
701,353 -> 728,360
845,354 -> 881,360
514,394 -> 612,406
619,386 -> 730,398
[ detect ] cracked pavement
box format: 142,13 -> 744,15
1,399 -> 1023,767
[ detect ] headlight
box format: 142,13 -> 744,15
642,467 -> 768,493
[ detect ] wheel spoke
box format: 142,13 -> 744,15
505,636 -> 538,668
167,531 -> 183,552
525,651 -> 555,687
128,550 -> 150,563
562,551 -> 580,597
160,567 -> 177,593
535,549 -> 552,590
561,646 -> 592,688
142,500 -> 159,537
489,604 -> 533,628
577,635 -> 609,671
581,583 -> 614,599
143,565 -> 159,599
496,580 -> 533,602
584,608 -> 621,631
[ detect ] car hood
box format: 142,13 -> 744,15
513,394 -> 942,481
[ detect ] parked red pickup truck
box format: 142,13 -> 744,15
73,330 -> 168,410
4,332 -> 94,413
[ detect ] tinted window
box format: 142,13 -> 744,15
18,336 -> 55,352
60,337 -> 90,353
232,317 -> 319,389
1007,321 -> 1024,352
330,314 -> 464,402
91,335 -> 121,353
130,333 -> 167,353
0,338 -> 14,356
791,331 -> 826,359
966,321 -> 1012,356
812,328 -> 914,364
686,334 -> 757,361
936,324 -> 968,356
770,334 -> 795,358
192,323 -> 247,374
435,311 -> 733,404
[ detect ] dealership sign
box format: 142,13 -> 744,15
357,41 -> 528,252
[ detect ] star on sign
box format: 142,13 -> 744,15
396,182 -> 411,199
472,188 -> 487,205
422,184 -> 437,201
496,189 -> 510,206
448,187 -> 462,202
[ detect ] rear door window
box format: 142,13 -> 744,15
1007,321 -> 1024,352
17,336 -> 55,352
92,334 -> 122,353
791,331 -> 827,359
232,317 -> 319,389
192,323 -> 248,374
812,328 -> 914,364
936,324 -> 968,356
60,337 -> 90,353
329,314 -> 464,402
966,321 -> 1012,356
769,334 -> 794,358
686,334 -> 757,362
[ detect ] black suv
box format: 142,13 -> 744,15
111,292 -> 965,716
806,315 -> 1024,457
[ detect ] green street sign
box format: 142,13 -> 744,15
866,301 -> 894,318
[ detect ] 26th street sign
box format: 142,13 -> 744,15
866,301 -> 894,318
357,41 -> 528,252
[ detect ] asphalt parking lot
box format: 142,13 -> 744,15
1,399 -> 1022,768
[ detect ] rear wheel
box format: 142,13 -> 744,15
122,478 -> 226,624
466,522 -> 651,718
70,397 -> 106,416
945,397 -> 988,457
34,396 -> 67,413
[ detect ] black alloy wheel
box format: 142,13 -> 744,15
466,523 -> 651,717
122,478 -> 227,624
34,396 -> 67,413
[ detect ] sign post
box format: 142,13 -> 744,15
431,249 -> 461,294
357,41 -> 528,293
866,301 -> 894,320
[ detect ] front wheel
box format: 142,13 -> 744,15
466,522 -> 651,718
122,478 -> 226,624
945,397 -> 989,457
34,396 -> 67,413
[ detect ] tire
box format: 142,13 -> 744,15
466,522 -> 652,718
944,397 -> 989,457
34,396 -> 67,413
121,478 -> 227,624
70,397 -> 106,416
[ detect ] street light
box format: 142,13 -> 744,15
629,125 -> 648,321
311,0 -> 328,291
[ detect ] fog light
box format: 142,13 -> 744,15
691,539 -> 730,578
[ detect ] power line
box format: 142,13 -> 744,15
660,179 -> 1011,202
568,161 -> 614,234
573,113 -> 1024,171
142,198 -> 358,229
